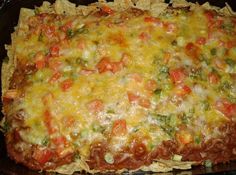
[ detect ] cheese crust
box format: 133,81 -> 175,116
1,0 -> 236,174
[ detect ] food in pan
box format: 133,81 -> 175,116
1,0 -> 236,174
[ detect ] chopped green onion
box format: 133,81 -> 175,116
42,137 -> 49,146
104,152 -> 114,164
154,88 -> 162,95
172,154 -> 182,161
210,48 -> 217,56
225,58 -> 236,68
204,160 -> 212,168
66,29 -> 74,38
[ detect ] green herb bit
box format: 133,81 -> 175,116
171,40 -> 177,46
160,66 -> 169,74
210,48 -> 217,56
199,54 -> 210,65
42,137 -> 49,146
34,7 -> 40,15
38,32 -> 43,42
201,100 -> 210,111
107,109 -> 115,114
194,136 -> 201,144
1,120 -> 10,133
154,88 -> 162,95
66,29 -> 74,38
104,152 -> 114,164
204,160 -> 213,168
3,57 -> 9,64
225,58 -> 236,68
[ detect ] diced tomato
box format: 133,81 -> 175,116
132,141 -> 147,159
139,32 -> 150,41
44,110 -> 57,134
41,25 -> 56,38
64,116 -> 75,127
144,16 -> 162,26
49,45 -> 60,57
127,91 -> 140,102
208,72 -> 220,84
121,53 -> 131,66
49,72 -> 61,83
87,99 -> 104,113
48,59 -> 62,71
164,22 -> 177,33
130,73 -> 143,83
60,79 -> 73,92
78,39 -> 86,50
215,98 -> 236,119
96,57 -> 123,73
33,148 -> 53,165
138,98 -> 151,108
109,33 -> 127,47
176,84 -> 192,96
169,68 -> 186,84
214,58 -> 227,70
145,79 -> 158,92
60,21 -> 72,32
204,10 -> 215,22
226,40 -> 236,49
163,52 -> 171,64
112,119 -> 127,136
80,69 -> 96,75
196,37 -> 206,45
101,5 -> 114,15
52,136 -> 67,146
185,42 -> 200,61
35,59 -> 45,69
176,131 -> 193,145
42,93 -> 54,106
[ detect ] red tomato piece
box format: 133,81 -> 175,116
127,91 -> 140,102
169,68 -> 186,84
196,37 -> 206,45
42,25 -> 56,38
176,84 -> 192,96
204,10 -> 215,22
61,79 -> 73,92
35,59 -> 45,69
87,99 -> 104,113
215,99 -> 236,119
60,21 -> 72,32
144,16 -> 162,26
164,22 -> 177,33
48,59 -> 62,71
50,45 -> 60,57
52,136 -> 67,146
44,110 -> 57,134
33,148 -> 53,165
176,131 -> 193,145
139,32 -> 150,41
112,119 -> 127,136
208,72 -> 220,84
96,57 -> 123,73
80,69 -> 96,75
101,5 -> 114,15
138,98 -> 151,108
185,42 -> 200,61
49,72 -> 61,83
145,79 -> 158,92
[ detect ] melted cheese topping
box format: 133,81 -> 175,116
7,5 -> 236,162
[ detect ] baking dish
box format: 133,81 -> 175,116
0,0 -> 236,174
